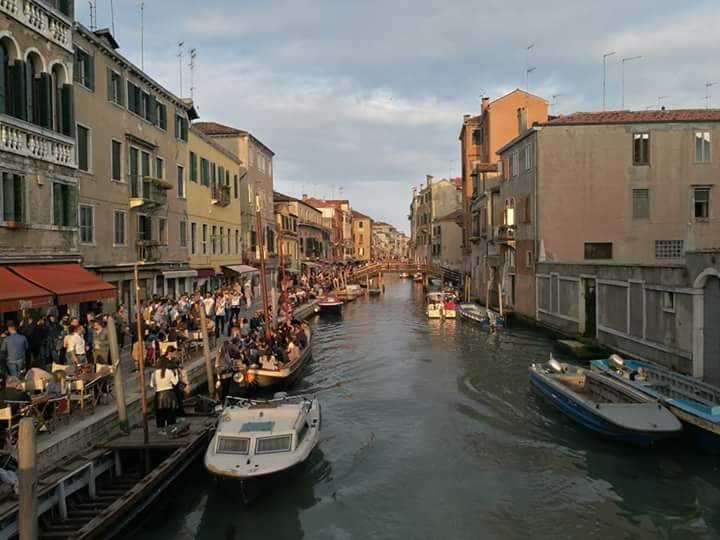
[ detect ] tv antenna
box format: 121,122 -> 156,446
189,49 -> 197,101
88,0 -> 97,30
177,42 -> 184,96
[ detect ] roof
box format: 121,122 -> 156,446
543,109 -> 720,126
302,197 -> 350,210
352,210 -> 372,221
492,88 -> 549,106
189,126 -> 243,164
194,122 -> 275,156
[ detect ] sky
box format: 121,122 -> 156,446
77,0 -> 720,233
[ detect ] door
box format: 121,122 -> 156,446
583,278 -> 597,338
704,277 -> 720,384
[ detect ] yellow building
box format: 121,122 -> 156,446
187,126 -> 246,290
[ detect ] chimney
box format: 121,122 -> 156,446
426,175 -> 434,187
481,96 -> 490,113
517,107 -> 527,134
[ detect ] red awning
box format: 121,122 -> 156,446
10,264 -> 116,305
194,268 -> 216,279
0,267 -> 54,313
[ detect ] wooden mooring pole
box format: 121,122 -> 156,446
106,316 -> 129,433
198,301 -> 215,399
18,418 -> 37,540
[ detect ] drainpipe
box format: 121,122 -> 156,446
533,130 -> 540,321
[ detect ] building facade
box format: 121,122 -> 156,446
352,210 -> 373,261
432,210 -> 463,271
496,110 -> 720,383
302,198 -> 353,261
73,24 -> 196,308
187,126 -> 245,290
409,176 -> 462,264
0,0 -> 77,262
274,192 -> 300,274
296,198 -> 330,265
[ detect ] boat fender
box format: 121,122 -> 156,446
548,356 -> 564,374
609,354 -> 625,370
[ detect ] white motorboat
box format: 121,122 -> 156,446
205,393 -> 321,501
426,292 -> 456,319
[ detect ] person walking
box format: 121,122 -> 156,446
66,325 -> 87,367
150,357 -> 179,434
0,323 -> 28,377
91,320 -> 110,365
214,294 -> 227,338
230,290 -> 242,335
243,278 -> 253,308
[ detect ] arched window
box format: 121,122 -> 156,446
50,63 -> 68,133
26,51 -> 52,128
0,41 -> 8,115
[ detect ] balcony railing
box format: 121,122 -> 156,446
129,175 -> 170,209
0,0 -> 73,52
0,114 -> 75,167
211,183 -> 231,207
136,240 -> 160,262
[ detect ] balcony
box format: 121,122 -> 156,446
495,224 -> 516,243
0,114 -> 75,167
136,240 -> 161,262
129,175 -> 171,209
0,0 -> 73,52
211,183 -> 231,207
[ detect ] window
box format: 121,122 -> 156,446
695,131 -> 711,162
177,165 -> 185,198
179,220 -> 187,248
511,151 -> 519,177
655,240 -> 684,258
233,175 -> 239,198
79,205 -> 94,244
358,221 -> 364,230
190,152 -> 198,182
526,250 -> 534,268
113,210 -> 127,246
584,242 -> 612,260
693,187 -> 711,220
632,189 -> 649,219
472,128 -> 483,146
74,47 -> 94,90
158,217 -> 167,245
155,157 -> 164,179
202,224 -> 208,254
190,222 -> 197,254
211,163 -> 216,186
219,227 -> 224,254
111,139 -> 123,181
52,182 -> 76,227
523,143 -> 532,170
175,114 -> 188,141
140,151 -> 151,178
156,102 -> 167,130
127,81 -> 142,115
211,225 -> 217,254
200,158 -> 210,186
107,68 -> 123,105
633,132 -> 649,165
138,214 -> 152,241
218,166 -> 225,187
235,229 -> 239,254
76,124 -> 90,172
1,173 -> 23,223
251,229 -> 257,252
663,291 -> 675,313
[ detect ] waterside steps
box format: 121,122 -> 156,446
0,415 -> 214,540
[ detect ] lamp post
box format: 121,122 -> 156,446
621,55 -> 642,109
603,51 -> 616,111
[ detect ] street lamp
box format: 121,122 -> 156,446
602,51 -> 616,111
621,55 -> 642,109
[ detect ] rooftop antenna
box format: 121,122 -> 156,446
658,95 -> 671,109
602,51 -> 616,111
551,94 -> 562,115
88,0 -> 97,30
525,44 -> 535,91
705,82 -> 716,109
621,56 -> 642,109
140,2 -> 144,71
189,48 -> 197,101
177,42 -> 184,96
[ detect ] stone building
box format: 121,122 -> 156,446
408,176 -> 462,264
352,210 -> 373,261
273,191 -> 300,274
302,197 -> 353,262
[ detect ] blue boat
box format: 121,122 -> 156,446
592,356 -> 720,453
529,356 -> 682,446
456,302 -> 505,328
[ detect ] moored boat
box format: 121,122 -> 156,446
317,294 -> 343,314
426,292 -> 444,319
205,394 -> 321,502
413,272 -> 423,283
529,356 -> 682,446
457,302 -> 505,328
591,355 -> 720,453
400,272 -> 410,279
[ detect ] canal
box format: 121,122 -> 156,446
130,278 -> 720,539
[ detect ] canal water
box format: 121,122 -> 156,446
130,278 -> 720,540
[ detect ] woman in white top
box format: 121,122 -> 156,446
214,295 -> 227,338
150,356 -> 179,432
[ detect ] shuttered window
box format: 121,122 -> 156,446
190,152 -> 198,182
52,182 -> 76,227
74,48 -> 94,90
79,205 -> 94,244
111,140 -> 122,181
1,173 -> 23,223
107,68 -> 123,105
76,125 -> 90,172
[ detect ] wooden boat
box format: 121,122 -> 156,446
592,355 -> 720,453
205,394 -> 321,503
226,330 -> 313,396
457,302 -> 505,328
413,273 -> 423,283
529,356 -> 682,446
400,272 -> 410,279
317,294 -> 343,314
346,284 -> 363,298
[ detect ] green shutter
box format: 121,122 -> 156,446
9,61 -> 26,119
73,50 -> 82,83
118,74 -> 124,105
60,84 -> 74,137
52,183 -> 62,225
0,47 -> 6,115
107,67 -> 113,101
147,94 -> 157,124
38,73 -> 52,128
86,54 -> 95,91
181,118 -> 188,141
25,64 -> 33,122
67,185 -> 78,227
127,81 -> 135,111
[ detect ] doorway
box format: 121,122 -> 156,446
583,278 -> 597,338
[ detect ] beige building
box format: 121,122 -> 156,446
73,24 -> 196,308
409,176 -> 462,264
432,210 -> 463,271
0,0 -> 77,262
372,222 -> 406,260
302,198 -> 353,261
194,122 -> 277,284
274,192 -> 300,273
352,210 -> 373,261
296,198 -> 330,265
187,126 -> 246,290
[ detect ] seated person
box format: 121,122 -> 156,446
46,370 -> 67,396
0,374 -> 31,413
24,365 -> 53,394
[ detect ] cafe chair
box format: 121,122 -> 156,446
70,377 -> 100,415
0,406 -> 18,449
